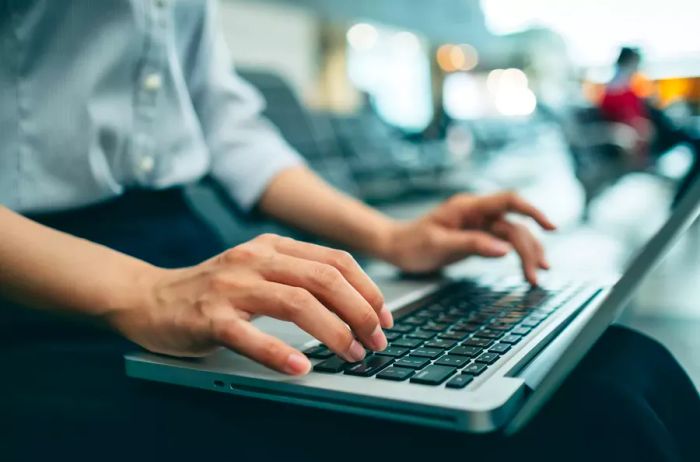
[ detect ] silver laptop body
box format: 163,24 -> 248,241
125,177 -> 700,433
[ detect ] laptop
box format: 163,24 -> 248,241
125,176 -> 700,434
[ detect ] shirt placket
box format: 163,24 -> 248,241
131,0 -> 170,185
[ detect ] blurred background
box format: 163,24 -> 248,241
191,0 -> 700,381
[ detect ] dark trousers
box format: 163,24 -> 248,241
1,189 -> 699,462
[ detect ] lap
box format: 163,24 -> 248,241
4,191 -> 698,460
2,325 -> 697,462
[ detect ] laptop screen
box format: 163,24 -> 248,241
507,175 -> 700,433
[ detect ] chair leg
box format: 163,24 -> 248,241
672,148 -> 700,207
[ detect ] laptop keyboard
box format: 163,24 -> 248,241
306,279 -> 582,389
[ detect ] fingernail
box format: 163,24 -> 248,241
369,325 -> 388,351
379,306 -> 394,328
284,353 -> 311,375
492,241 -> 511,254
346,340 -> 366,362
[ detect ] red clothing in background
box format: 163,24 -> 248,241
599,87 -> 648,126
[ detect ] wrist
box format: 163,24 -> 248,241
100,261 -> 164,331
369,217 -> 404,265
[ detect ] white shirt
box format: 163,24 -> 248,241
0,0 -> 304,213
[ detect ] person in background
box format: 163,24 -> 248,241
599,47 -> 700,204
599,47 -> 651,149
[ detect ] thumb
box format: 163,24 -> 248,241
443,230 -> 512,258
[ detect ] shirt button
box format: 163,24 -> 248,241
138,156 -> 155,174
155,0 -> 168,7
143,73 -> 162,91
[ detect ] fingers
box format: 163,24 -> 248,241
271,236 -> 391,328
533,234 -> 550,270
506,193 -> 556,231
247,282 -> 367,363
472,192 -> 557,231
439,229 -> 512,264
259,252 -> 387,352
213,317 -> 311,376
491,219 -> 548,285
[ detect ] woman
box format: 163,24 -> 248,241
1,199 -> 698,462
1,1 -> 698,461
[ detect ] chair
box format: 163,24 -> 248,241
560,106 -> 639,218
328,111 -> 456,203
236,69 -> 359,196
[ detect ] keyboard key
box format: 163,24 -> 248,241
455,301 -> 473,310
449,345 -> 482,357
395,356 -> 431,369
411,348 -> 444,359
410,365 -> 457,385
446,374 -> 474,389
480,306 -> 504,314
407,330 -> 436,340
467,314 -> 492,324
496,316 -> 522,324
474,329 -> 504,339
391,337 -> 423,349
376,366 -> 414,381
488,323 -> 514,331
462,362 -> 488,376
303,345 -> 334,359
511,327 -> 531,336
523,291 -> 548,305
500,334 -> 523,345
314,356 -> 351,373
435,355 -> 469,368
508,311 -> 529,318
422,323 -> 449,332
415,310 -> 434,319
438,331 -> 469,341
464,338 -> 494,348
387,324 -> 415,334
435,314 -> 459,323
402,316 -> 427,326
475,352 -> 499,364
452,323 -> 480,333
489,343 -> 511,355
424,339 -> 458,350
375,346 -> 409,358
521,319 -> 542,328
384,331 -> 402,341
344,355 -> 394,377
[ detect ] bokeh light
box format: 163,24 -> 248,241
347,23 -> 378,51
487,68 -> 537,116
443,72 -> 485,119
437,43 -> 479,72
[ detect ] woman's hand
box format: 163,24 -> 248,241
379,192 -> 556,284
257,168 -> 555,285
108,234 -> 393,376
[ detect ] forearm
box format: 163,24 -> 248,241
0,206 -> 156,319
258,167 -> 398,259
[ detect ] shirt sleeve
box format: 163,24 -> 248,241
182,0 -> 305,211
